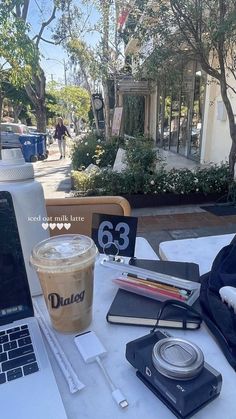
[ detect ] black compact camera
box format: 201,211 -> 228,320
126,330 -> 222,419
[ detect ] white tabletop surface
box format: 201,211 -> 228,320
159,233 -> 235,275
34,236 -> 236,419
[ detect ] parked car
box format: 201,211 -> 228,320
0,123 -> 30,148
0,122 -> 39,162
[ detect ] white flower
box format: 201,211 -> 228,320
85,142 -> 88,145
150,180 -> 155,185
86,153 -> 89,156
97,139 -> 101,143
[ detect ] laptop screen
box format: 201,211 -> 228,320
0,191 -> 33,326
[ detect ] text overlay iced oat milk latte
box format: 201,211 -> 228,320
30,235 -> 97,333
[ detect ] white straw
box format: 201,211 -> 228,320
34,301 -> 85,393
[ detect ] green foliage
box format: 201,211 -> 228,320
194,164 -> 230,194
132,0 -> 236,92
72,162 -> 230,196
3,80 -> 31,107
67,39 -> 100,81
71,170 -> 98,194
124,136 -> 159,174
46,82 -> 90,120
62,85 -> 90,119
71,133 -> 121,170
0,4 -> 38,86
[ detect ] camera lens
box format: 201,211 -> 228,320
152,338 -> 204,380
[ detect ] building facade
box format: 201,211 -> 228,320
121,0 -> 236,167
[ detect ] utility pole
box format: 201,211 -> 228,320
46,58 -> 68,86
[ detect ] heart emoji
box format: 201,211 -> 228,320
57,223 -> 63,230
49,223 -> 56,230
64,223 -> 71,230
42,223 -> 49,230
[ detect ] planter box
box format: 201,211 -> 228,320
123,192 -> 225,209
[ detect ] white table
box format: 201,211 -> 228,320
159,233 -> 235,275
34,237 -> 236,419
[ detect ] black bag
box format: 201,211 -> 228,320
200,235 -> 236,370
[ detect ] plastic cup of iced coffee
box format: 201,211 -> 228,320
30,234 -> 97,333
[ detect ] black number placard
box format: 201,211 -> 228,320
91,213 -> 138,257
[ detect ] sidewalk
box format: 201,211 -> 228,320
34,145 -> 236,257
113,146 -> 201,172
34,143 -> 72,198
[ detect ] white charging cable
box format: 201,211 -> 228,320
74,331 -> 128,408
95,355 -> 128,408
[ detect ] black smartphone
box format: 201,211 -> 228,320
129,258 -> 200,282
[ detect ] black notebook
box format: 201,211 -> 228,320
106,259 -> 201,329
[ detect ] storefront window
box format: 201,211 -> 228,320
189,65 -> 205,159
169,96 -> 180,152
158,60 -> 205,162
178,93 -> 188,155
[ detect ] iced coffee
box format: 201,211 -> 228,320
30,234 -> 97,333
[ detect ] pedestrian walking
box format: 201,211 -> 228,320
54,117 -> 71,159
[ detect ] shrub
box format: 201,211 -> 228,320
124,136 -> 159,174
194,164 -> 229,194
71,133 -> 122,170
71,170 -> 98,194
71,162 -> 230,197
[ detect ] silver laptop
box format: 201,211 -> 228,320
0,191 -> 67,419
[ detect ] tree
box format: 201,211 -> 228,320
99,0 -> 112,140
66,39 -> 101,132
54,1 -> 102,133
0,1 -> 63,132
3,80 -> 33,122
54,0 -> 125,140
46,82 -> 90,131
0,2 -> 36,155
15,1 -> 57,132
135,0 -> 236,178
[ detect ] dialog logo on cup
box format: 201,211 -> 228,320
48,291 -> 85,309
30,235 -> 97,333
92,213 -> 138,257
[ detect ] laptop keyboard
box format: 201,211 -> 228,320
0,324 -> 39,384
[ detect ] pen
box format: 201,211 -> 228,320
125,274 -> 190,295
114,278 -> 188,301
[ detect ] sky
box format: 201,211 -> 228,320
27,0 -> 101,84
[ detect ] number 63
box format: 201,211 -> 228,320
98,221 -> 130,251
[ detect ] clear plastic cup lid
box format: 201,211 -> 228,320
30,234 -> 97,272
